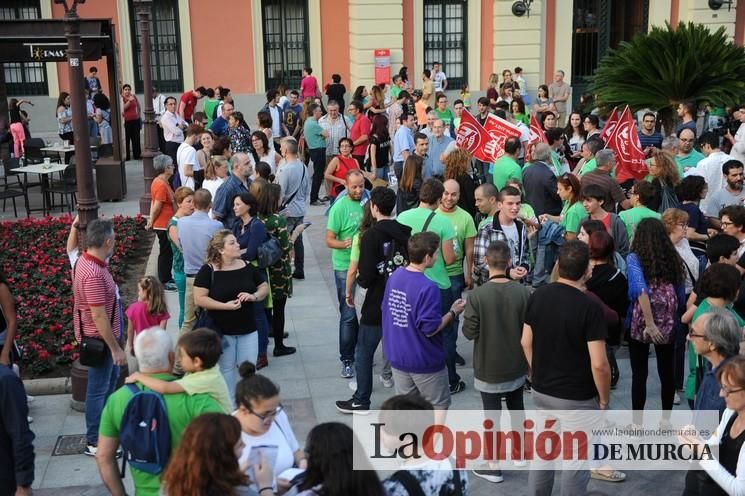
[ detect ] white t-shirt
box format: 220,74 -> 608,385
177,142 -> 198,189
258,149 -> 279,174
237,410 -> 300,487
433,71 -> 447,92
202,177 -> 225,218
501,221 -> 520,265
268,105 -> 281,138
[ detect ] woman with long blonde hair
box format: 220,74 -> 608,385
648,149 -> 681,212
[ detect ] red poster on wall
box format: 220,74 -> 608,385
374,49 -> 391,85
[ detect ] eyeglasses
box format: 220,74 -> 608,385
678,223 -> 688,229
721,386 -> 744,396
721,221 -> 734,227
247,403 -> 284,421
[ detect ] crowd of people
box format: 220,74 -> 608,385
6,61 -> 745,496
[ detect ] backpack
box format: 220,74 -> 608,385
630,281 -> 677,344
119,384 -> 171,475
378,237 -> 409,278
251,218 -> 283,269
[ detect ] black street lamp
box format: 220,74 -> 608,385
54,0 -> 98,246
133,0 -> 158,215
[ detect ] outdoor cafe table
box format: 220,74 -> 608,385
11,162 -> 69,215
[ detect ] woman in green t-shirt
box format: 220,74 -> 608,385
539,173 -> 586,240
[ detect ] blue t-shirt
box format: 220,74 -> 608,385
638,130 -> 663,150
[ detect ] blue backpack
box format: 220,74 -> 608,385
119,384 -> 171,474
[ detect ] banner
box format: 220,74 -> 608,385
529,113 -> 547,145
374,49 -> 391,85
455,110 -> 499,162
483,113 -> 522,160
598,107 -> 619,142
605,106 -> 648,181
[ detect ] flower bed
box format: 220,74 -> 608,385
0,215 -> 149,376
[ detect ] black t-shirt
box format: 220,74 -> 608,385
370,133 -> 391,168
326,83 -> 346,109
526,283 -> 607,401
194,262 -> 266,335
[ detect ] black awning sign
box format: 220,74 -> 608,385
27,43 -> 68,62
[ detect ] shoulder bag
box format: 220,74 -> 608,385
74,260 -> 116,367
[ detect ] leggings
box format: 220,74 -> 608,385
10,122 -> 25,157
271,296 -> 287,348
628,337 -> 675,416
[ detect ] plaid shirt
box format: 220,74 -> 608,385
319,114 -> 352,156
473,217 -> 529,285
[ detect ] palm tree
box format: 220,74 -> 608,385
591,22 -> 745,134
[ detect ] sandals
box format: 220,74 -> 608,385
590,469 -> 627,482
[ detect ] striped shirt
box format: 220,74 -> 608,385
73,252 -> 121,341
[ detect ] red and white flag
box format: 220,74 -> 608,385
483,113 -> 522,160
605,106 -> 648,182
529,113 -> 547,145
598,107 -> 619,142
455,110 -> 497,162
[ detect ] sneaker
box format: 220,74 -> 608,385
341,361 -> 355,378
26,394 -> 35,404
273,346 -> 296,357
449,381 -> 466,395
379,375 -> 394,388
84,444 -> 97,456
310,200 -> 327,206
335,399 -> 370,414
348,380 -> 358,391
164,281 -> 177,291
455,353 -> 466,366
472,469 -> 503,483
673,394 -> 681,405
27,416 -> 33,424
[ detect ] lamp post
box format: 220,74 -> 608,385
54,0 -> 97,246
134,0 -> 158,215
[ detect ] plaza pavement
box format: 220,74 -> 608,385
13,159 -> 688,494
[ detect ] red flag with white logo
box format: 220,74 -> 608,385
599,107 -> 619,142
455,110 -> 499,162
482,113 -> 522,160
605,106 -> 648,182
529,113 -> 547,145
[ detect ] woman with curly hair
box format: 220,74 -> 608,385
161,413 -> 273,496
294,422 -> 385,496
627,217 -> 685,425
444,147 -> 477,218
647,150 -> 680,212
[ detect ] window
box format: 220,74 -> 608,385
262,0 -> 309,91
0,0 -> 48,96
423,0 -> 467,90
129,0 -> 183,93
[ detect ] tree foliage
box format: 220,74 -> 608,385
591,22 -> 745,113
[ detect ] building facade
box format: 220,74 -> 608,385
4,0 -> 745,132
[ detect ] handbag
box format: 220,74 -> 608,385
194,264 -> 218,331
249,217 -> 283,269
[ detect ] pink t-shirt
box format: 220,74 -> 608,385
125,301 -> 170,334
300,75 -> 319,101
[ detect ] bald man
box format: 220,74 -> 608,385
436,179 -> 476,367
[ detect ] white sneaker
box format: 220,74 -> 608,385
673,394 -> 681,405
26,395 -> 35,404
348,380 -> 357,391
379,375 -> 394,388
27,416 -> 33,424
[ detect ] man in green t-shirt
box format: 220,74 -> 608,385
434,94 -> 455,131
492,136 -> 523,190
438,179 -> 477,368
398,179 -> 466,394
326,170 -> 365,378
676,128 -> 704,176
97,328 -> 222,496
619,180 -> 661,242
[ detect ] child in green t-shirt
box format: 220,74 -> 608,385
126,327 -> 233,413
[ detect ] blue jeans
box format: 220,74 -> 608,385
353,324 -> 382,406
334,270 -> 359,362
174,271 -> 186,329
86,348 -> 120,444
439,288 -> 460,387
219,332 -> 259,399
533,243 -> 557,288
375,165 -> 389,180
393,161 -> 404,181
449,273 -> 465,333
255,300 -> 270,355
